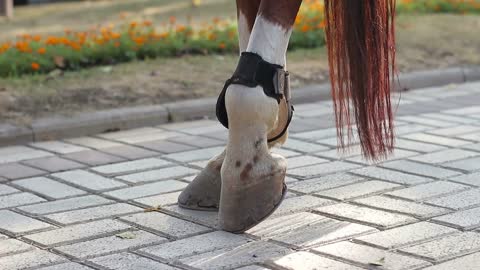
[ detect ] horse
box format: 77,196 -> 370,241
178,0 -> 397,233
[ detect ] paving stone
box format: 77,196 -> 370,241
52,170 -> 126,191
443,156 -> 480,172
395,124 -> 433,135
30,141 -> 90,154
92,158 -> 171,175
401,133 -> 471,147
422,252 -> 480,270
400,232 -> 480,262
0,146 -> 53,164
272,195 -> 335,218
271,148 -> 302,158
13,177 -> 85,199
25,219 -> 131,246
0,176 -> 6,183
19,195 -> 113,215
120,212 -> 210,238
0,250 -> 67,270
394,138 -> 448,153
382,160 -> 461,179
201,130 -> 228,141
117,166 -> 197,183
0,163 -> 46,180
101,145 -> 159,160
365,190 -> 453,216
426,188 -> 480,210
55,230 -> 166,259
0,238 -> 35,256
168,135 -> 224,148
429,125 -> 480,136
247,212 -> 376,248
235,266 -> 271,270
432,207 -> 480,230
162,205 -> 218,227
315,203 -> 417,229
281,138 -> 329,153
46,203 -> 142,225
459,132 -> 480,142
351,166 -> 431,185
89,252 -> 179,270
314,147 -> 362,160
421,113 -> 480,125
462,143 -> 480,152
291,128 -> 338,141
0,210 -> 54,234
445,106 -> 480,115
314,241 -> 430,270
179,241 -> 292,270
398,115 -> 455,128
136,140 -> 197,154
289,173 -> 364,194
288,161 -> 361,179
64,136 -> 124,149
348,149 -> 420,165
0,184 -> 18,196
134,191 -> 181,207
98,128 -> 179,143
450,172 -> 480,186
409,149 -> 479,164
386,181 -> 470,201
22,156 -> 85,172
355,222 -> 457,249
164,146 -> 224,162
140,231 -> 250,260
316,180 -> 400,200
286,155 -> 329,169
37,262 -> 94,270
62,150 -> 126,166
0,192 -> 46,209
273,251 -> 362,270
105,180 -> 187,200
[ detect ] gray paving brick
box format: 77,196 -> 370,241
409,149 -> 479,164
289,173 -> 364,194
63,150 -> 126,166
315,203 -> 417,229
0,146 -> 53,164
22,156 -> 85,172
396,124 -> 433,135
163,147 -> 224,162
136,140 -> 196,154
25,219 -> 131,246
450,172 -> 480,186
420,113 -> 480,124
401,133 -> 471,147
400,232 -> 480,262
314,241 -> 430,270
0,210 -> 54,234
0,184 -> 18,196
89,252 -> 179,270
235,266 -> 271,270
46,203 -> 142,225
0,238 -> 35,256
98,128 -> 179,143
37,262 -> 94,270
273,251 -> 362,270
288,161 -> 361,179
423,252 -> 480,270
271,148 -> 302,158
13,177 -> 85,199
286,155 -> 329,169
179,241 -> 292,270
351,166 -> 431,186
0,163 -> 46,180
101,145 -> 159,160
247,212 -> 376,248
0,192 -> 46,209
355,222 -> 457,249
443,156 -> 480,172
398,115 -> 454,128
162,205 -> 218,227
354,196 -> 450,218
105,180 -> 187,200
92,158 -> 171,175
55,230 -> 166,259
30,141 -> 90,154
394,138 -> 448,153
0,250 -> 67,270
272,195 -> 335,217
462,143 -> 480,152
168,135 -> 224,148
432,207 -> 480,230
281,138 -> 329,153
134,191 -> 181,207
18,195 -> 113,215
315,180 -> 400,200
459,132 -> 480,142
140,231 -> 250,260
443,106 -> 480,115
314,147 -> 362,160
429,125 -> 480,136
117,166 -> 197,183
291,128 -> 338,141
386,181 -> 470,201
52,170 -> 126,191
348,149 -> 420,165
426,188 -> 480,210
382,160 -> 461,179
64,136 -> 124,149
120,212 -> 210,238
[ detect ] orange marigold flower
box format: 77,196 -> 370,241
143,20 -> 152,26
114,41 -> 121,47
176,25 -> 186,32
218,42 -> 226,49
169,16 -> 176,24
31,62 -> 40,71
37,47 -> 46,54
130,21 -> 138,28
301,24 -> 311,32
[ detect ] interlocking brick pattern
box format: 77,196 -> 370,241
1,82 -> 480,269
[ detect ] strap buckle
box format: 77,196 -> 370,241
273,69 -> 290,101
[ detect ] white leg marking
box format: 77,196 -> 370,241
237,12 -> 251,53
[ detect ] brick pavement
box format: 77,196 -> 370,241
1,81 -> 480,269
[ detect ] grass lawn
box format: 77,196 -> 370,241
0,1 -> 479,123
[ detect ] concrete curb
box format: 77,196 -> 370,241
1,66 -> 479,146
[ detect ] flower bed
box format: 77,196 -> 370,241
398,0 -> 480,13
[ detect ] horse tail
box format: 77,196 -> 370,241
324,0 -> 397,160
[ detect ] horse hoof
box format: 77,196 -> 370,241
219,157 -> 287,233
178,163 -> 221,211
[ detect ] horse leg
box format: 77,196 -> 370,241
220,0 -> 302,233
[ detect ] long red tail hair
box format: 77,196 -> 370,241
324,0 -> 396,160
